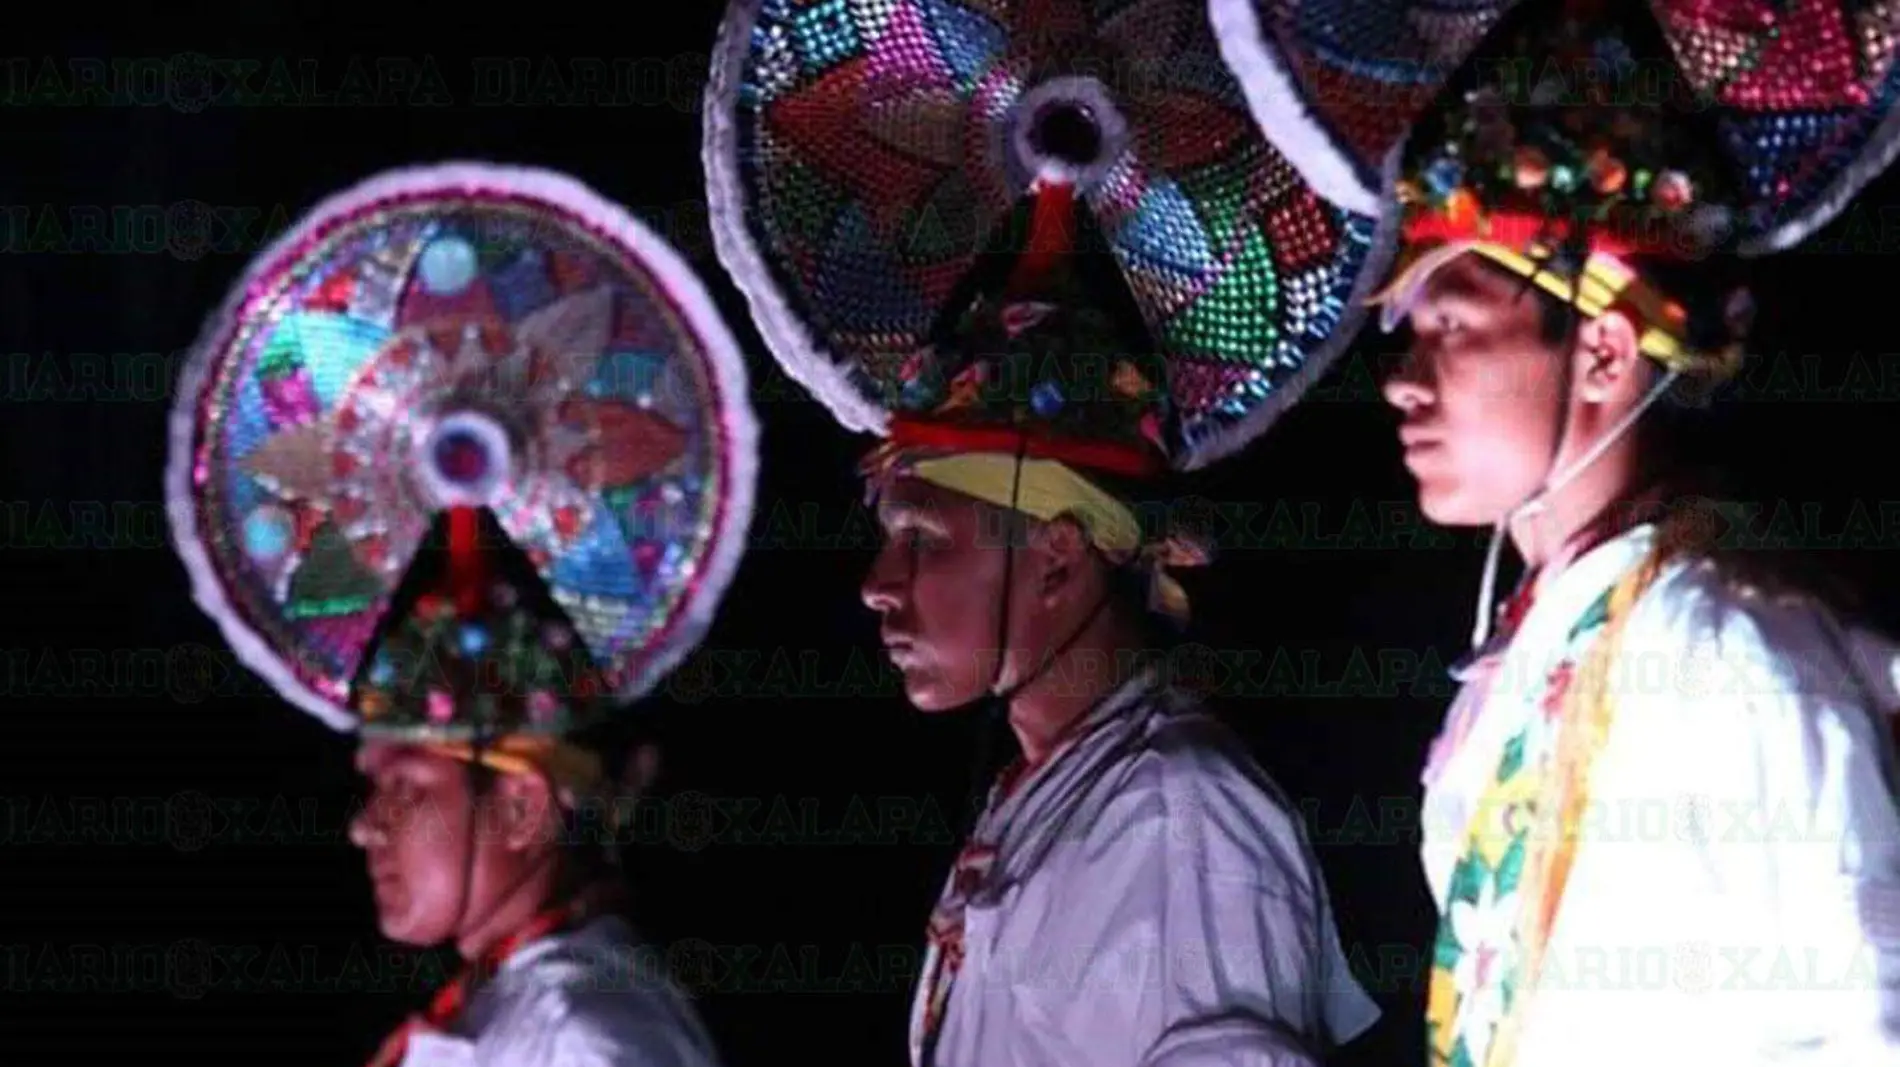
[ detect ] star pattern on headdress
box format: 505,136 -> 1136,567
241,286 -> 688,597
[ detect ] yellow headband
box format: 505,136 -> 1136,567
902,452 -> 1198,623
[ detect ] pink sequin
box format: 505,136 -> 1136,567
634,540 -> 663,577
864,0 -> 953,94
259,369 -> 319,427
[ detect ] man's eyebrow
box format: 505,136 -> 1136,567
877,498 -> 948,532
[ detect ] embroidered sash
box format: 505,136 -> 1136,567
1427,545 -> 1669,1067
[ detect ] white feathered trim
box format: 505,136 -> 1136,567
703,0 -> 893,438
1206,0 -> 1384,217
165,162 -> 761,733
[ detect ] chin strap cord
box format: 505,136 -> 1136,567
1468,357 -> 1679,653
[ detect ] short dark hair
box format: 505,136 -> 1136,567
1533,277 -> 1583,350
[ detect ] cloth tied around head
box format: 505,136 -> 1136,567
861,439 -> 1210,625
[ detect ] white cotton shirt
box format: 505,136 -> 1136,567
399,914 -> 724,1067
908,669 -> 1382,1067
1422,522 -> 1900,1065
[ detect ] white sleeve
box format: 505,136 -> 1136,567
1639,580 -> 1900,1062
1129,739 -> 1381,1067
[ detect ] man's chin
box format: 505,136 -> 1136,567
899,671 -> 980,714
377,919 -> 447,947
1416,487 -> 1500,529
372,903 -> 445,947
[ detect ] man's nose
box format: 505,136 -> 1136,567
1381,349 -> 1433,413
348,787 -> 401,850
347,803 -> 383,850
860,542 -> 904,614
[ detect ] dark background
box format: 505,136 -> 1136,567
8,7 -> 1900,1066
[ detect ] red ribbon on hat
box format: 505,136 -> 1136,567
447,505 -> 486,618
885,416 -> 1163,479
1007,177 -> 1076,294
1403,207 -> 1664,259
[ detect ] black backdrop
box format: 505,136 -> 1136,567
8,7 -> 1900,1066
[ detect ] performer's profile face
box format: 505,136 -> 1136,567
1381,253 -> 1571,525
862,475 -> 1014,711
348,742 -> 481,946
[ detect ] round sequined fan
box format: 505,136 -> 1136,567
167,163 -> 758,731
704,0 -> 1398,470
1649,0 -> 1900,252
1212,0 -> 1900,254
1208,0 -> 1523,210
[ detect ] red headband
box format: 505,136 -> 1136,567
1401,207 -> 1678,260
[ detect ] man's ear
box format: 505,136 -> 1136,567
1573,311 -> 1645,404
1026,516 -> 1092,605
490,770 -> 560,852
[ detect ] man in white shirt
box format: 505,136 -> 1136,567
848,195 -> 1382,1064
1368,3 -> 1900,1063
699,4 -> 1448,1053
864,471 -> 1381,1067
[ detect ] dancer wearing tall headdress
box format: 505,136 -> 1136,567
1226,0 -> 1900,1061
695,0 -> 1523,1061
167,163 -> 758,1066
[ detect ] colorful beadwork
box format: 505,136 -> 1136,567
1217,0 -> 1900,253
350,543 -> 611,739
707,0 -> 1387,469
1654,0 -> 1900,250
167,164 -> 758,732
1393,0 -> 1751,265
1211,0 -> 1520,204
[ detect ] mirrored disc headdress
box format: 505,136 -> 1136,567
704,0 -> 1403,476
167,163 -> 758,746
